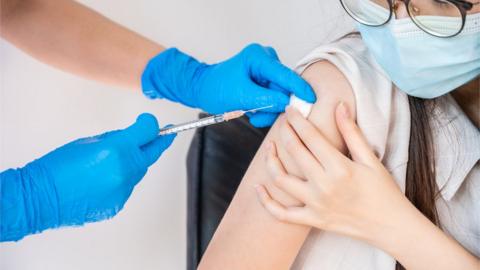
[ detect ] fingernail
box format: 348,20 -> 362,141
338,102 -> 350,119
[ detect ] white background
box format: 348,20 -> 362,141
0,0 -> 353,269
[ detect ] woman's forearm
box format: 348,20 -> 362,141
372,198 -> 479,270
1,0 -> 163,89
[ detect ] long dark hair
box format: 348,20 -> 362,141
396,96 -> 440,270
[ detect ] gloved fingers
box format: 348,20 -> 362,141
250,57 -> 316,104
248,112 -> 279,128
269,81 -> 290,96
244,43 -> 279,60
243,83 -> 290,113
123,113 -> 160,146
140,131 -> 177,167
263,46 -> 279,59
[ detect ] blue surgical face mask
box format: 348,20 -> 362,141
356,3 -> 480,99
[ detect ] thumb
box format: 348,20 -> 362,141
141,129 -> 177,166
335,102 -> 377,166
123,113 -> 160,146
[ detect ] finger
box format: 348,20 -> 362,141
264,46 -> 279,59
269,81 -> 290,96
250,54 -> 316,103
140,130 -> 177,167
335,102 -> 378,165
265,141 -> 310,201
279,118 -> 324,180
285,107 -> 348,169
248,112 -> 278,128
249,52 -> 281,89
123,113 -> 160,146
241,83 -> 290,113
254,184 -> 310,226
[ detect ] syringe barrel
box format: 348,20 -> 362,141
159,114 -> 224,135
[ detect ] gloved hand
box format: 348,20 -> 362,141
0,113 -> 175,242
142,43 -> 316,128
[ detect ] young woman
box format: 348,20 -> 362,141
198,0 -> 479,269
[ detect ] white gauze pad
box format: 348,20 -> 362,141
289,95 -> 313,118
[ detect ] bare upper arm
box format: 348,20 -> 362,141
278,61 -> 356,178
198,60 -> 356,270
0,0 -> 26,31
304,60 -> 355,152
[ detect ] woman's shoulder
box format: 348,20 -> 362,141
296,35 -> 411,169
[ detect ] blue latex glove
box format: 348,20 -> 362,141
142,43 -> 316,127
0,113 -> 175,242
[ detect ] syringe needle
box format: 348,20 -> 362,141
243,105 -> 274,114
159,104 -> 274,135
223,105 -> 275,121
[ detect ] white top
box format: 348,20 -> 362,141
292,35 -> 480,270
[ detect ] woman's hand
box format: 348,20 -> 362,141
255,104 -> 480,270
255,103 -> 409,242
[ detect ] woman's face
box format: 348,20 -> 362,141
392,0 -> 480,19
353,0 -> 480,99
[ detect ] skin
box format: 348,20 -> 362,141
0,0 -> 163,90
199,61 -> 356,270
199,2 -> 480,269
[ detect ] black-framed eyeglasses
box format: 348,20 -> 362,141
340,0 -> 479,37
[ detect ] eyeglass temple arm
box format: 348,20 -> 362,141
450,0 -> 476,10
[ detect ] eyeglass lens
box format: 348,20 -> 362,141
341,0 -> 464,37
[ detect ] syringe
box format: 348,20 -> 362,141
159,105 -> 273,135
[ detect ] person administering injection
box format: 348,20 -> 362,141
0,0 -> 316,242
